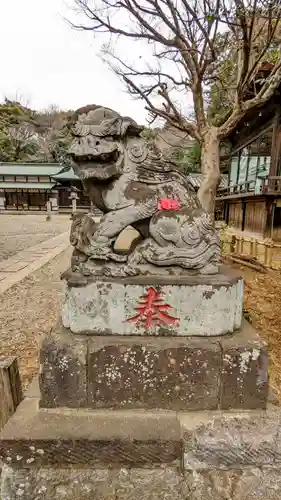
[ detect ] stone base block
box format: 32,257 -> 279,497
39,320 -> 269,410
61,266 -> 243,336
1,390 -> 281,499
0,400 -> 181,470
3,465 -> 281,500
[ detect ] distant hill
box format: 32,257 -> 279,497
0,101 -> 195,170
0,99 -> 72,163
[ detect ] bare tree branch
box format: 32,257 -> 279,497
104,50 -> 189,88
71,0 -> 281,213
122,74 -> 201,140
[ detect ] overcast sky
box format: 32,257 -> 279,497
0,0 -> 148,123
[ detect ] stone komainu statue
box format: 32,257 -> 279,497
64,105 -> 220,284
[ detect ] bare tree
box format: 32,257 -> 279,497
8,122 -> 38,161
4,92 -> 32,109
33,106 -> 72,162
71,0 -> 281,213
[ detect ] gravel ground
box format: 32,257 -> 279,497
0,214 -> 71,261
0,247 -> 72,389
227,263 -> 281,404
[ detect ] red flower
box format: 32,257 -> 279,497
157,198 -> 180,211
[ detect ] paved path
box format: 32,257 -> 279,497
0,214 -> 70,261
0,232 -> 70,294
0,248 -> 72,390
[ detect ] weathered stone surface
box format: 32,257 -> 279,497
2,382 -> 281,499
274,421 -> 281,463
39,320 -> 268,411
0,466 -> 116,500
39,327 -> 88,408
65,105 -> 220,279
114,467 -> 183,500
0,398 -> 181,468
180,410 -> 281,470
2,466 -> 281,500
61,269 -> 243,336
0,466 -> 183,500
88,336 -> 221,410
113,227 -> 141,254
220,322 -> 269,409
182,468 -> 281,500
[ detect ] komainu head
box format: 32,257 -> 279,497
68,104 -> 144,181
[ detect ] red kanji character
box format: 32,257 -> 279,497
126,287 -> 179,328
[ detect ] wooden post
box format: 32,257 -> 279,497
240,236 -> 244,255
264,199 -> 274,239
269,106 -> 281,178
271,202 -> 276,240
236,236 -> 241,254
241,201 -> 246,231
253,239 -> 258,259
250,239 -> 254,258
264,243 -> 269,266
264,242 -> 274,268
230,235 -> 236,254
0,357 -> 23,430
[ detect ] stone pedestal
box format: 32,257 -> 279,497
1,266 -> 281,500
62,267 -> 243,336
39,321 -> 268,411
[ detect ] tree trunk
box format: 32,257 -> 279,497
197,127 -> 220,214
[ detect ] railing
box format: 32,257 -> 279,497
216,180 -> 256,197
264,176 -> 281,193
216,176 -> 281,198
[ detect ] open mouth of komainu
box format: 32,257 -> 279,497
72,150 -> 122,181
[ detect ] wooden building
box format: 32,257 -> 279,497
216,66 -> 281,241
0,163 -> 91,212
50,166 -> 91,212
0,162 -> 229,218
0,163 -> 61,211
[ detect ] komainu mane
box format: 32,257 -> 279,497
63,105 -> 220,284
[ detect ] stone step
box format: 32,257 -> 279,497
0,389 -> 280,471
39,320 -> 269,411
2,464 -> 281,500
1,386 -> 281,499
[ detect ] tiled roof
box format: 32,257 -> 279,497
0,162 -> 63,176
51,166 -> 78,181
187,173 -> 228,189
0,182 -> 56,190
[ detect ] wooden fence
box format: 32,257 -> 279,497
0,357 -> 22,430
221,230 -> 281,270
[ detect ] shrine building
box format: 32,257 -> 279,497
216,63 -> 281,241
0,163 -> 91,213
